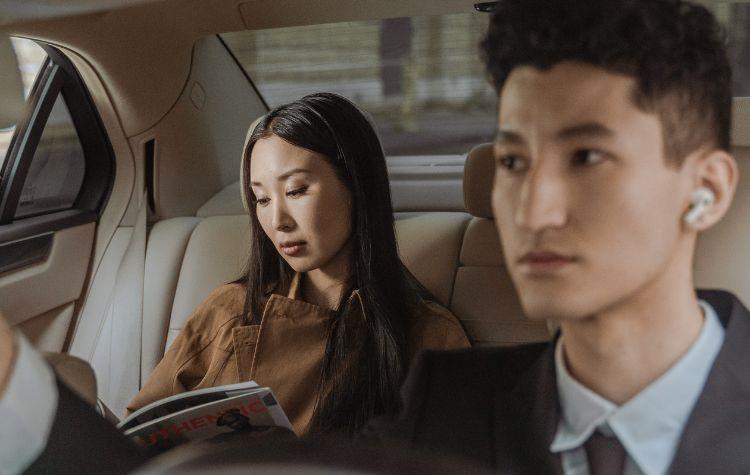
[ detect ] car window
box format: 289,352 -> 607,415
223,5 -> 750,158
0,38 -> 47,169
0,43 -> 112,225
14,94 -> 86,219
221,13 -> 497,156
706,1 -> 750,96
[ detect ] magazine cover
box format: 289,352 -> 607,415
123,388 -> 292,452
118,380 -> 262,431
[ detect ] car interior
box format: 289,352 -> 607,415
0,0 -> 749,467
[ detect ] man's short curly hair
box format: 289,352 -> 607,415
480,0 -> 732,163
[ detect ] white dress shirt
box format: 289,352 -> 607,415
551,301 -> 725,475
0,334 -> 58,475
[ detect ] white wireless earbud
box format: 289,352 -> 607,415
683,187 -> 715,225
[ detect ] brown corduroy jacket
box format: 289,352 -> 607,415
126,273 -> 470,434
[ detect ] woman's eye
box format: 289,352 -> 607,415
571,149 -> 606,166
286,186 -> 308,197
255,197 -> 270,207
497,155 -> 529,172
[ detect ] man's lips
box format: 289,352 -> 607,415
517,251 -> 577,273
279,241 -> 306,256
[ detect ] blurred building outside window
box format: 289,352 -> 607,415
223,5 -> 750,157
0,38 -> 47,170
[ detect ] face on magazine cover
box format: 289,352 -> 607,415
217,410 -> 253,432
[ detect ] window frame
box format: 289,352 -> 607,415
0,42 -> 114,235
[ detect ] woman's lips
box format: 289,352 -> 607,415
517,251 -> 577,274
279,241 -> 306,256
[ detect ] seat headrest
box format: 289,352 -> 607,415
463,143 -> 495,219
240,115 -> 266,213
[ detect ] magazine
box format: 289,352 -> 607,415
117,381 -> 292,452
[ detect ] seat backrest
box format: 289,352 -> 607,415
450,144 -> 550,345
694,146 -> 750,305
141,215 -> 247,378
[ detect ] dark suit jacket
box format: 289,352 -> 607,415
24,379 -> 146,475
386,290 -> 750,473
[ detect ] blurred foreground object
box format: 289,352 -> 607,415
137,432 -> 494,475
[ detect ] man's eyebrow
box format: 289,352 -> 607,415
556,122 -> 614,140
494,129 -> 525,145
250,168 -> 311,186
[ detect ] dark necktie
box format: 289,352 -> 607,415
584,430 -> 627,475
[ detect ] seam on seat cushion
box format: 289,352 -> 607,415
142,217 -> 203,380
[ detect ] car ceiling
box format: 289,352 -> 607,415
2,0 -> 479,137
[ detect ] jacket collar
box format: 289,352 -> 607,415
494,340 -> 563,474
668,290 -> 750,473
280,272 -> 363,310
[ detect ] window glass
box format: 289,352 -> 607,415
0,38 -> 47,169
703,1 -> 750,96
222,13 -> 497,156
223,5 -> 750,156
15,94 -> 85,219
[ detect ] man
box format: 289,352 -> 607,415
386,0 -> 749,473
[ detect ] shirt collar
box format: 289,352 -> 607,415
551,301 -> 725,475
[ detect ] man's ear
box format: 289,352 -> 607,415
687,149 -> 738,231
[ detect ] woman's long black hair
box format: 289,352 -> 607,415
239,92 -> 419,435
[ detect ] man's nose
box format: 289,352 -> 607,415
272,200 -> 295,231
515,164 -> 567,232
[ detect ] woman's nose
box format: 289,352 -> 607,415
272,201 -> 295,231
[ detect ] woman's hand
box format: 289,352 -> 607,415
0,312 -> 18,397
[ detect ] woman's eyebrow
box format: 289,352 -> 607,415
277,168 -> 312,181
250,168 -> 312,186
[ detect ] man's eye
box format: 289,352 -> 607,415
571,149 -> 606,166
497,155 -> 529,172
286,186 -> 308,197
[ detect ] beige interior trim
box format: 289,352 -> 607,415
197,181 -> 245,217
70,227 -> 134,358
49,45 -> 137,243
17,302 -> 74,352
71,192 -> 148,415
10,0 -> 477,138
0,223 -> 95,326
129,36 -> 266,218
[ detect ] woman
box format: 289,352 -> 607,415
127,93 -> 469,436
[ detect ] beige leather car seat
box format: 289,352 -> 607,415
451,144 -> 550,345
694,146 -> 750,303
